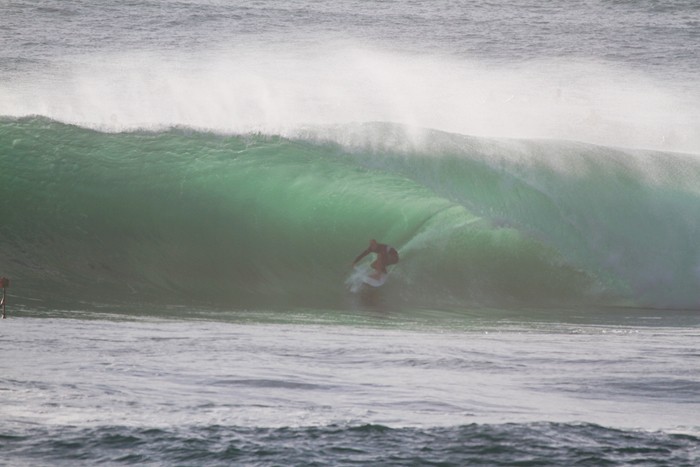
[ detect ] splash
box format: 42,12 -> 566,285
1,45 -> 698,153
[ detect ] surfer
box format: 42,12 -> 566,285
352,239 -> 399,279
0,277 -> 7,319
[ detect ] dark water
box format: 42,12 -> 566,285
3,423 -> 699,466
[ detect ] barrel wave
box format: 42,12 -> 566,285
2,117 -> 700,311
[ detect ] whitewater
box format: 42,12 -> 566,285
1,0 -> 700,465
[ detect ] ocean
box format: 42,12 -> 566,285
1,0 -> 699,465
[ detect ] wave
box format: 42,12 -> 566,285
2,117 -> 700,310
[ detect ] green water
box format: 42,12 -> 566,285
2,118 -> 700,310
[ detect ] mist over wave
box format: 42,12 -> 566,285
2,45 -> 698,154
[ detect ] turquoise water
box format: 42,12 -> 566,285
3,118 -> 700,310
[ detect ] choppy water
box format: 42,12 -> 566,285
2,310 -> 700,465
2,0 -> 700,465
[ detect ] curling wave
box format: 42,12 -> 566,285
2,117 -> 700,310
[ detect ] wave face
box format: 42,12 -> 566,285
2,117 -> 700,310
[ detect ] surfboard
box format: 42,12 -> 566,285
361,272 -> 387,287
346,265 -> 387,292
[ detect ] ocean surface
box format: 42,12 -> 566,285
2,0 -> 700,465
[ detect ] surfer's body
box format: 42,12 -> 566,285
352,239 -> 399,279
